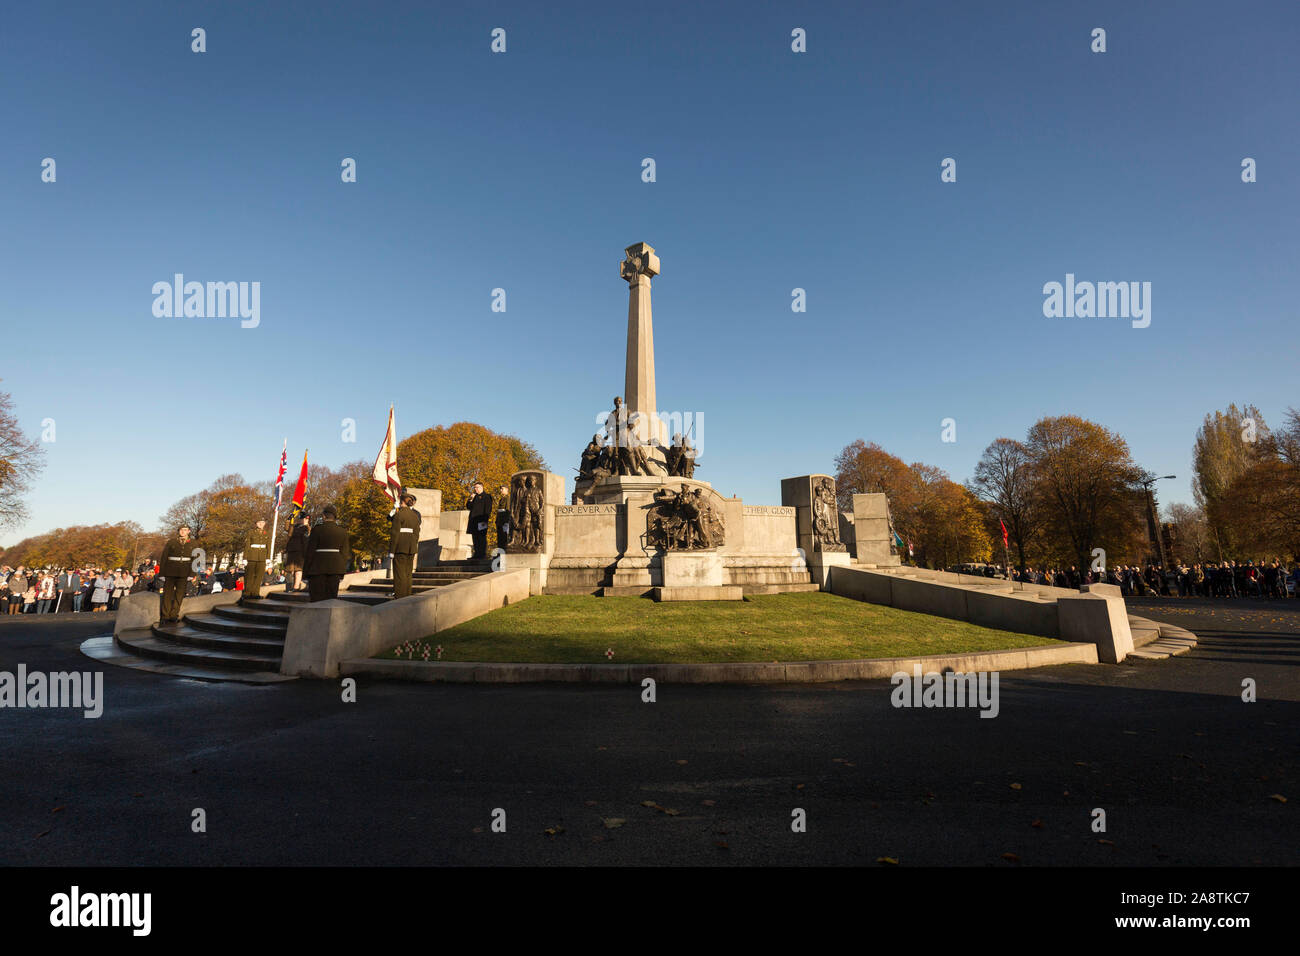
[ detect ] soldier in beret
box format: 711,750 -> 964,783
243,518 -> 271,600
158,525 -> 196,624
304,505 -> 352,602
389,491 -> 421,598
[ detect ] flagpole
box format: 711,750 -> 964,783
270,438 -> 285,569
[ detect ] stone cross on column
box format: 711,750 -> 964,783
620,242 -> 667,449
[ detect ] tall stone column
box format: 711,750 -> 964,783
621,242 -> 668,449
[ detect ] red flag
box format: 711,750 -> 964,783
287,450 -> 308,524
1000,519 -> 1009,548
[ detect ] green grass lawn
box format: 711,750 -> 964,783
377,592 -> 1064,664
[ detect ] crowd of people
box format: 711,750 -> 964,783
951,559 -> 1299,598
0,561 -> 296,615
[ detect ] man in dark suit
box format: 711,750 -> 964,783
465,481 -> 493,560
389,491 -> 421,598
56,568 -> 81,614
304,505 -> 352,602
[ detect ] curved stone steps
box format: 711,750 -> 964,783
83,635 -> 295,684
213,602 -> 290,626
265,590 -> 388,607
151,621 -> 285,654
182,613 -> 287,638
117,629 -> 282,671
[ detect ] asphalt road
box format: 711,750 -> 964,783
0,598 -> 1295,866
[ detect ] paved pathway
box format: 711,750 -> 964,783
0,600 -> 1294,865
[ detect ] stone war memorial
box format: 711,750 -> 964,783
101,241 -> 1172,682
490,241 -> 868,602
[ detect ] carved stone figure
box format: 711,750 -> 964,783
577,433 -> 613,495
646,484 -> 725,551
666,433 -> 697,478
811,475 -> 846,552
507,474 -> 545,552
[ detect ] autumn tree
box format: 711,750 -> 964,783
0,384 -> 47,531
333,477 -> 391,563
833,440 -> 914,512
399,422 -> 547,515
2,521 -> 159,571
1192,404 -> 1271,557
1164,503 -> 1209,564
1023,415 -> 1144,571
968,437 -> 1040,568
834,441 -> 991,567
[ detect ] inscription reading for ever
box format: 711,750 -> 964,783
555,504 -> 621,515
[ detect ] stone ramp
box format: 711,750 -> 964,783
828,563 -> 1198,665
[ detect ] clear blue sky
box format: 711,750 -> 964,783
3,0 -> 1297,544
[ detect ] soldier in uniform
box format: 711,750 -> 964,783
158,525 -> 196,624
304,505 -> 352,602
495,485 -> 513,551
243,518 -> 271,600
389,491 -> 421,598
283,513 -> 310,592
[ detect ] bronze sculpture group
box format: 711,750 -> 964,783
576,396 -> 699,494
647,484 -> 725,551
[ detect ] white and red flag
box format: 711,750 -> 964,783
371,405 -> 401,502
273,440 -> 288,509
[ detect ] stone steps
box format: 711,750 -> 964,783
265,590 -> 389,607
150,621 -> 285,655
82,635 -> 295,684
212,602 -> 290,626
117,629 -> 282,671
183,613 -> 286,638
107,568 -> 492,681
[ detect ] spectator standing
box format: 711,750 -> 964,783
91,571 -> 113,612
7,566 -> 28,614
37,573 -> 56,613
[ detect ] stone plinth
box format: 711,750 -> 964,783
581,474 -> 713,506
437,510 -> 471,561
662,550 -> 723,588
806,550 -> 851,589
653,585 -> 743,602
781,474 -> 848,554
406,487 -> 442,568
851,493 -> 901,567
1060,590 -> 1135,663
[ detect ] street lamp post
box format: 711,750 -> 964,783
1139,472 -> 1176,570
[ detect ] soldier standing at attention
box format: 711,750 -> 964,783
495,484 -> 512,552
243,518 -> 271,600
304,505 -> 352,602
389,491 -> 421,598
158,525 -> 196,624
465,481 -> 493,560
283,513 -> 310,592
